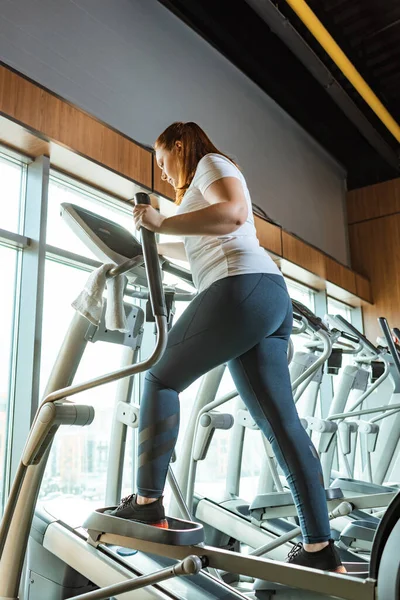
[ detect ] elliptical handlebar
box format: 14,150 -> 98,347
332,314 -> 379,356
378,317 -> 400,377
291,299 -> 329,333
134,192 -> 168,318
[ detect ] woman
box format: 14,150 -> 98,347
108,122 -> 345,573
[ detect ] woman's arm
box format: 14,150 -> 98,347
157,241 -> 188,262
133,177 -> 248,236
160,177 -> 248,236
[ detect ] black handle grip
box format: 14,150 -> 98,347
134,192 -> 167,318
378,317 -> 400,376
339,331 -> 360,344
291,299 -> 329,333
335,315 -> 378,354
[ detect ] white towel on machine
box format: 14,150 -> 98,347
72,263 -> 128,332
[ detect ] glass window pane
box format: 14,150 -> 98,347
285,279 -> 315,311
0,245 -> 18,514
0,153 -> 24,234
40,259 -> 129,509
286,279 -> 315,356
46,176 -> 136,259
327,297 -> 352,322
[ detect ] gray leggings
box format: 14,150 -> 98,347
137,273 -> 331,543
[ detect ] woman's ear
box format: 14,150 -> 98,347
175,140 -> 183,153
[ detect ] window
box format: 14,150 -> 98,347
40,259 -> 128,502
40,177 -> 141,509
285,279 -> 315,311
0,148 -> 26,515
285,279 -> 315,360
327,297 -> 352,322
0,151 -> 25,234
0,246 -> 19,514
46,174 -> 134,259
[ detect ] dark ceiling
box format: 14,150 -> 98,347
157,0 -> 400,190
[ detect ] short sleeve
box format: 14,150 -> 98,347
195,154 -> 242,196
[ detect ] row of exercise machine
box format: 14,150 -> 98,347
0,192 -> 399,600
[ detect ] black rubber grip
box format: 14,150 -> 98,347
134,192 -> 167,318
339,331 -> 360,344
291,299 -> 329,333
335,315 -> 378,354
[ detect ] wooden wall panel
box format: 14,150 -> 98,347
0,116 -> 142,201
347,177 -> 400,224
282,232 -> 326,279
349,215 -> 400,340
254,216 -> 282,256
0,65 -> 152,188
355,274 -> 373,303
325,257 -> 356,294
0,64 -> 372,307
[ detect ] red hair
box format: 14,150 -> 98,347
155,122 -> 237,205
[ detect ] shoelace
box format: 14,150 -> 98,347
117,493 -> 135,509
286,542 -> 304,562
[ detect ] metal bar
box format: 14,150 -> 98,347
9,156 -> 49,482
329,403 -> 400,421
128,289 -> 196,302
166,466 -> 193,522
244,0 -> 399,170
45,244 -> 102,270
250,501 -> 353,556
21,317 -> 167,468
370,406 -> 400,423
283,0 -> 400,143
195,499 -> 286,558
46,246 -> 190,301
259,491 -> 396,519
0,312 -> 90,595
186,388 -> 238,512
107,255 -> 144,278
69,556 -> 202,600
260,436 -> 284,492
292,330 -> 332,391
0,228 -> 30,249
342,360 -> 390,414
97,534 -> 375,600
105,346 -> 136,506
169,367 -> 225,515
226,397 -> 246,496
38,315 -> 167,406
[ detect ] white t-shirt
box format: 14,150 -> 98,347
176,153 -> 283,293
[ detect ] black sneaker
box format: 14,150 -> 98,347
285,540 -> 347,573
105,494 -> 168,528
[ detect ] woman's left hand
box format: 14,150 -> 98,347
133,205 -> 166,233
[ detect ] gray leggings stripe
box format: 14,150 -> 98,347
138,437 -> 177,469
139,413 -> 179,445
